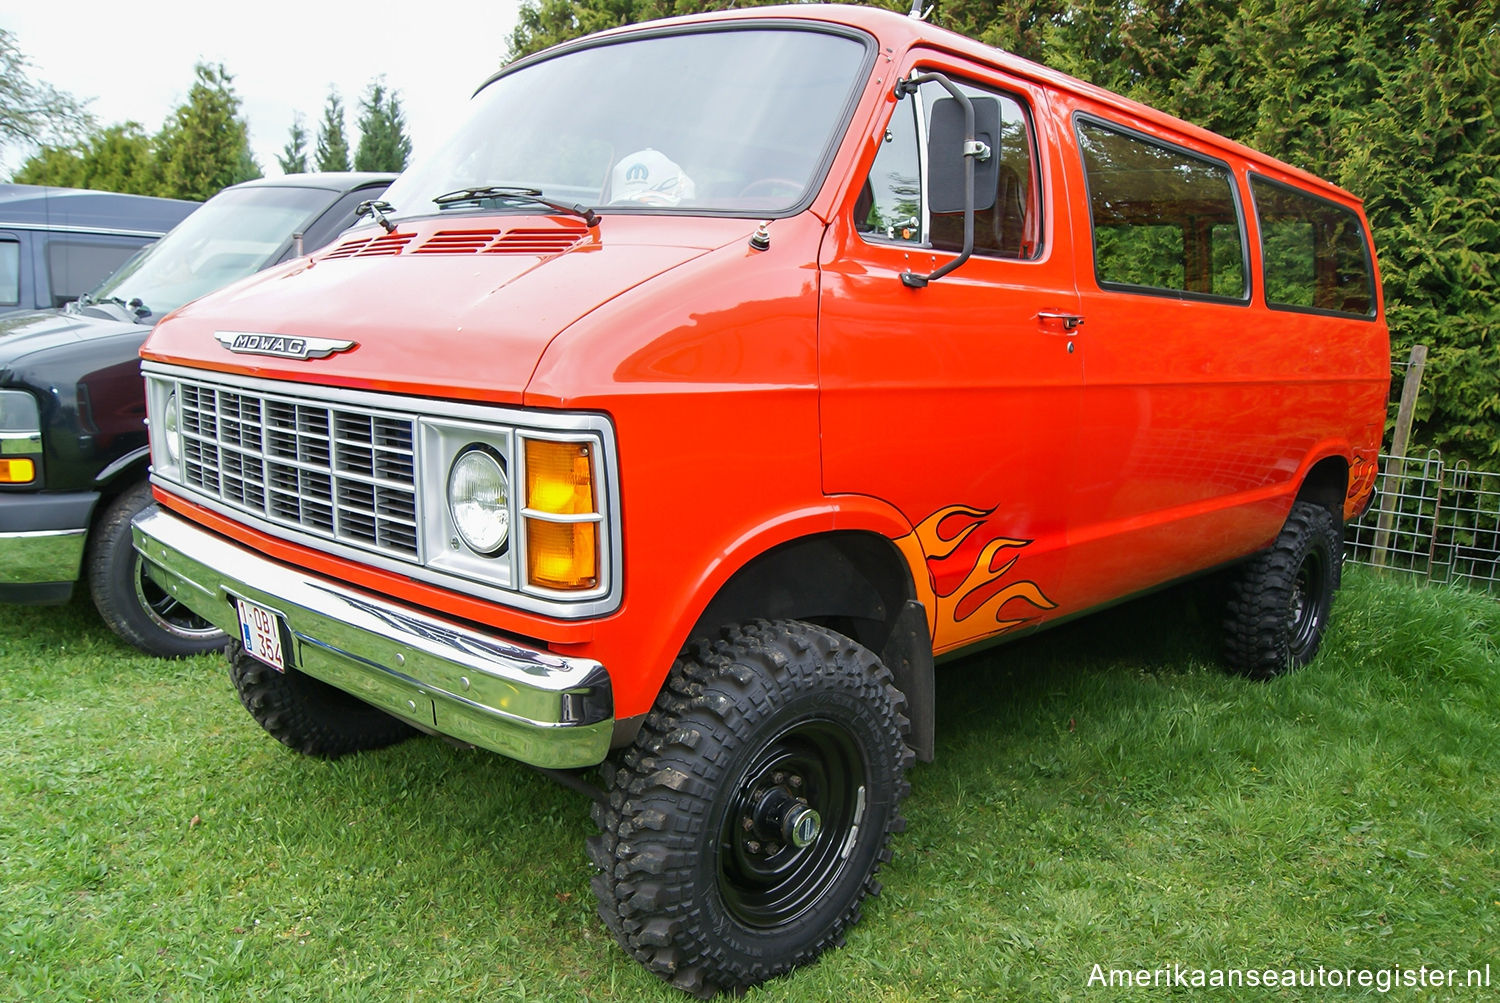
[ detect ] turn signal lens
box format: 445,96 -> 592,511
526,519 -> 598,590
525,439 -> 595,515
0,458 -> 36,483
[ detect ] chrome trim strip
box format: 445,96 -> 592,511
0,431 -> 43,455
0,528 -> 86,583
0,222 -> 167,238
131,507 -> 614,769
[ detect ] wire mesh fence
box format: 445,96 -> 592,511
1345,450 -> 1500,594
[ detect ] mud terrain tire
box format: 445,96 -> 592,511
228,642 -> 417,758
588,619 -> 913,997
1223,500 -> 1342,678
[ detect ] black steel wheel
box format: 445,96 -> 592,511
588,620 -> 912,997
1223,500 -> 1342,678
88,482 -> 227,657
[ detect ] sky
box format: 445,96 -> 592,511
3,0 -> 524,177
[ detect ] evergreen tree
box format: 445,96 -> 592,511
277,114 -> 310,174
154,63 -> 260,200
353,79 -> 413,173
315,90 -> 351,173
13,123 -> 158,194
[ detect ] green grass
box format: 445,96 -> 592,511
1,568 -> 1496,1001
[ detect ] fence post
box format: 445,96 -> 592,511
1371,345 -> 1428,567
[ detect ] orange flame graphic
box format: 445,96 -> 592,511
895,504 -> 1057,647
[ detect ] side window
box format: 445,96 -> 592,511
1076,119 -> 1247,301
46,236 -> 152,307
1251,176 -> 1375,317
856,75 -> 1042,260
0,238 -> 19,307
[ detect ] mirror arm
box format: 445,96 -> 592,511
895,71 -> 978,288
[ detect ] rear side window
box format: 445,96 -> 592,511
1076,119 -> 1247,301
0,239 -> 18,306
46,236 -> 150,308
1251,176 -> 1375,317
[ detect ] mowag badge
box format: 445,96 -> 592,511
214,331 -> 357,360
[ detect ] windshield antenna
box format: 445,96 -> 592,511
356,199 -> 397,234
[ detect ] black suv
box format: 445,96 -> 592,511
0,173 -> 395,655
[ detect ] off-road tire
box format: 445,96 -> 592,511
88,482 -> 227,657
228,642 -> 417,758
588,619 -> 913,997
1223,500 -> 1342,678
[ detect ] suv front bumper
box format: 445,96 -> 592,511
131,507 -> 614,769
0,491 -> 98,603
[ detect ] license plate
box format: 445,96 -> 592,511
236,597 -> 289,672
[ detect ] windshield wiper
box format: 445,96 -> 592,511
432,186 -> 599,228
356,199 -> 397,233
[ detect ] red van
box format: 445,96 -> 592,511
132,4 -> 1388,994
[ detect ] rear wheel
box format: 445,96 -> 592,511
1223,500 -> 1342,678
88,482 -> 227,657
228,643 -> 417,758
588,620 -> 912,997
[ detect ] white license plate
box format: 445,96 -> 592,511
236,597 -> 288,672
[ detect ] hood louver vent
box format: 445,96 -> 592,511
326,227 -> 590,260
323,233 -> 416,259
412,229 -> 502,254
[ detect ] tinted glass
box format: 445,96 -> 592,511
46,237 -> 148,307
1251,176 -> 1375,316
383,28 -> 868,217
0,239 -> 18,306
88,186 -> 328,319
857,77 -> 1041,260
1077,120 -> 1246,299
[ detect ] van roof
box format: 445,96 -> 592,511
228,172 -> 400,195
562,3 -> 1360,207
0,184 -> 199,236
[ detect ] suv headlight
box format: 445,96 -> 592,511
0,389 -> 42,485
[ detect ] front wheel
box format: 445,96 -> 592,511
588,620 -> 913,997
1222,500 -> 1342,678
88,483 -> 227,657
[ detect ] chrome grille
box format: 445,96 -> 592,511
176,379 -> 419,559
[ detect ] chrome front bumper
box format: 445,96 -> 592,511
131,507 -> 614,769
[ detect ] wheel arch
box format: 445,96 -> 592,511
1294,453 -> 1350,525
685,528 -> 938,763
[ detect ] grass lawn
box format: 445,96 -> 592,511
1,568 -> 1495,1001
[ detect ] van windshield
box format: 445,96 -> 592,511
84,186 -> 329,321
382,27 -> 869,219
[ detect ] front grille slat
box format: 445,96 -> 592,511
174,377 -> 419,561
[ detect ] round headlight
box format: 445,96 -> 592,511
447,447 -> 510,555
162,393 -> 181,463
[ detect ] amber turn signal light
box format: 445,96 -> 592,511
527,519 -> 598,590
0,458 -> 36,483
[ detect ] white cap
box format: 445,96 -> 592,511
611,149 -> 696,206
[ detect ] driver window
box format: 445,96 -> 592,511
856,77 -> 1041,260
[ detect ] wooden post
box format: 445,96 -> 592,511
1371,345 -> 1428,567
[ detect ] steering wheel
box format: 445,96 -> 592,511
737,178 -> 803,200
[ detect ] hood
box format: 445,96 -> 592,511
0,307 -> 140,372
141,214 -> 757,405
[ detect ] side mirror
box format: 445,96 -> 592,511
928,96 -> 1001,214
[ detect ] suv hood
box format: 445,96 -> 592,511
141,215 -> 756,405
0,307 -> 140,371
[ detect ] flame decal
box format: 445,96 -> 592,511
895,504 -> 1057,647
